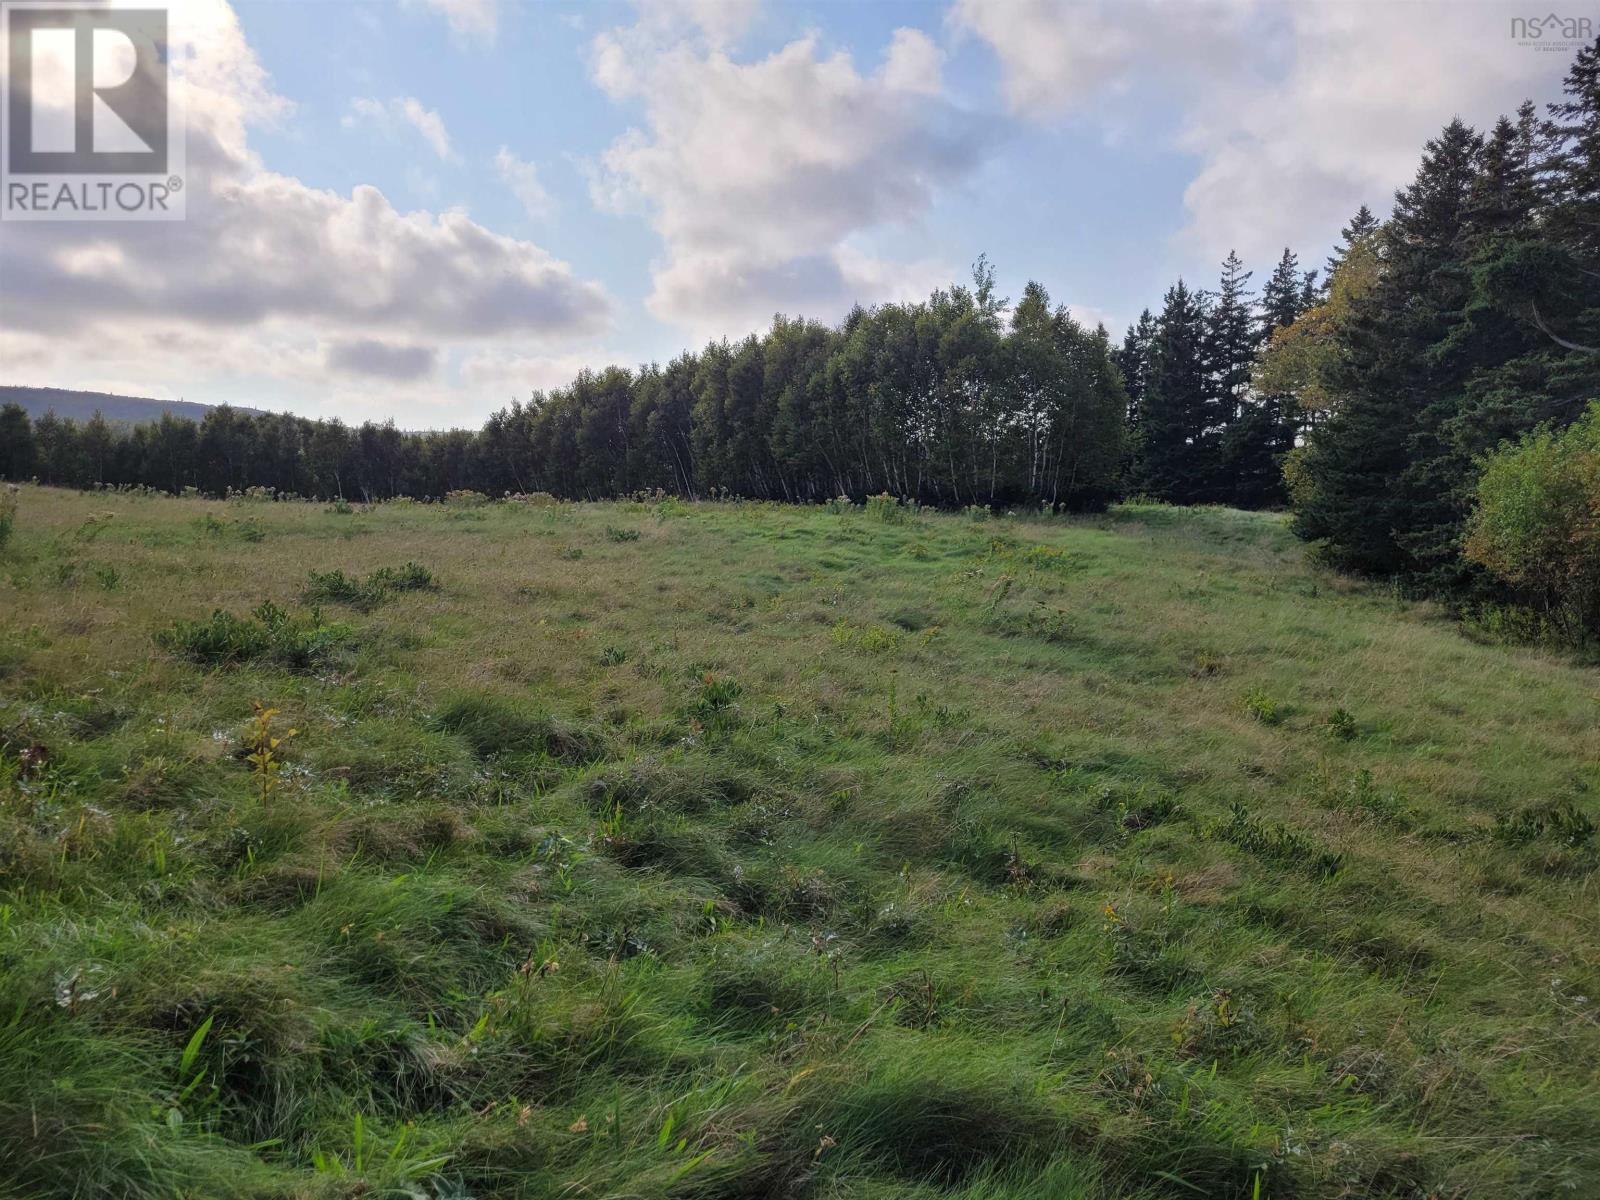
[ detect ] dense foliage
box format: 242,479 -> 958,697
1465,401 -> 1600,638
0,271 -> 1134,511
1283,41 -> 1600,610
2,258 -> 1329,515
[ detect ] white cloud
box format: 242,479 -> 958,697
954,0 -> 1562,268
1174,2 -> 1559,265
407,0 -> 498,44
344,95 -> 456,161
949,0 -> 1135,115
948,0 -> 1262,118
0,0 -> 613,427
588,16 -> 996,339
494,147 -> 555,221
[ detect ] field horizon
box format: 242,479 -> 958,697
1,484 -> 1597,1199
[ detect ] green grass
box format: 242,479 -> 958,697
0,485 -> 1597,1199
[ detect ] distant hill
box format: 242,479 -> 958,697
0,386 -> 262,425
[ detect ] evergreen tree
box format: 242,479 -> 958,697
1208,251 -> 1256,430
1117,310 -> 1157,436
1451,52 -> 1600,499
1324,204 -> 1381,282
1130,280 -> 1213,503
1260,248 -> 1308,335
1545,39 -> 1600,264
0,403 -> 35,480
1225,248 -> 1314,509
1295,121 -> 1483,577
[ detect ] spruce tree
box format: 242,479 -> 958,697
1260,248 -> 1306,335
1228,248 -> 1312,508
1130,280 -> 1213,503
0,403 -> 34,480
1453,49 -> 1600,501
1325,204 -> 1381,281
1208,251 -> 1256,430
1208,250 -> 1286,507
1545,38 -> 1600,264
1117,311 -> 1158,433
1117,310 -> 1159,488
1296,121 -> 1483,576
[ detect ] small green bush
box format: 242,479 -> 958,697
1467,403 -> 1600,639
1243,686 -> 1283,725
865,493 -> 909,524
688,672 -> 742,724
155,601 -> 350,669
196,513 -> 264,542
305,562 -> 436,611
0,485 -> 17,552
1209,801 -> 1342,877
1493,801 -> 1597,849
1327,706 -> 1357,741
303,568 -> 368,607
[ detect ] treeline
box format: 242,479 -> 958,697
1119,246 -> 1320,509
1,267 -> 1127,508
0,249 -> 1330,513
1274,40 -> 1600,607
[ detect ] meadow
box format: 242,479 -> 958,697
1,485 -> 1597,1199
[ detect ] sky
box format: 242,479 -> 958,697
0,0 -> 1587,428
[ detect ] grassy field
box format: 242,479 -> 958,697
1,485 -> 1597,1200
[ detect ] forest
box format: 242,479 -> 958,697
5,39 -> 1600,635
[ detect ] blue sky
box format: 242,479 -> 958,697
235,0 -> 1195,361
0,0 -> 1580,426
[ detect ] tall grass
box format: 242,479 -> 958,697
0,487 -> 1596,1198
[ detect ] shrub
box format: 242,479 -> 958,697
688,672 -> 741,724
1466,403 -> 1600,639
155,601 -> 351,669
604,525 -> 641,542
865,493 -> 909,524
1327,706 -> 1357,741
1493,801 -> 1596,850
305,562 -> 436,611
302,568 -> 368,607
196,513 -> 264,542
0,484 -> 16,552
370,562 -> 434,592
1209,801 -> 1342,877
1243,686 -> 1283,725
157,609 -> 270,664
